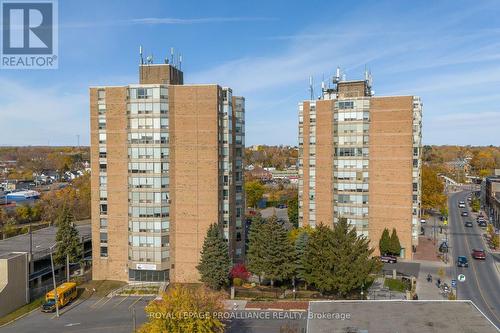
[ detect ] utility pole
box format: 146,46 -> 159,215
66,253 -> 70,282
132,306 -> 136,332
433,216 -> 437,245
29,220 -> 33,274
50,245 -> 59,318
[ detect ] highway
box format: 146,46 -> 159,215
448,190 -> 500,329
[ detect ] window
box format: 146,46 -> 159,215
100,246 -> 108,257
100,232 -> 108,244
98,89 -> 105,100
99,133 -> 107,144
100,190 -> 107,201
100,218 -> 108,229
100,204 -> 108,215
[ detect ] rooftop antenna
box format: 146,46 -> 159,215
179,54 -> 182,70
309,76 -> 314,100
334,66 -> 341,84
139,45 -> 144,64
170,47 -> 174,66
146,55 -> 153,64
364,65 -> 369,81
164,57 -> 169,64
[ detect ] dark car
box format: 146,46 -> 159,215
478,221 -> 487,228
464,221 -> 473,228
380,255 -> 397,264
457,256 -> 469,267
41,299 -> 56,313
461,211 -> 468,217
472,249 -> 486,260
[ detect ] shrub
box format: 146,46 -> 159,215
233,277 -> 243,287
230,263 -> 250,281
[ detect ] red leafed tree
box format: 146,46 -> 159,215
230,263 -> 250,281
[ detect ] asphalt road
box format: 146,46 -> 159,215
0,295 -> 153,333
448,190 -> 500,329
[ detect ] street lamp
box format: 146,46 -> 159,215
49,243 -> 60,318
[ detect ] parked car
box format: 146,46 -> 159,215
478,221 -> 487,228
458,203 -> 465,208
379,255 -> 397,264
457,256 -> 469,267
461,211 -> 468,217
471,249 -> 486,260
464,221 -> 473,228
420,218 -> 426,224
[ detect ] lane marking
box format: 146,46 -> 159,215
89,296 -> 107,308
93,296 -> 113,310
113,295 -> 130,308
128,296 -> 143,310
453,191 -> 500,324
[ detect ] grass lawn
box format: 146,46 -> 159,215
384,278 -> 410,292
79,280 -> 127,298
0,296 -> 44,327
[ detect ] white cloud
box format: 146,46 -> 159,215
63,16 -> 275,29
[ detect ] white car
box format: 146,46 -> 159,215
420,219 -> 426,224
458,203 -> 465,208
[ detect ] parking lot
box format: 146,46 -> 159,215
0,295 -> 154,333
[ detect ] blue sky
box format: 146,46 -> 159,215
1,0 -> 500,146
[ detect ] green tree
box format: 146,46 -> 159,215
54,206 -> 82,265
196,223 -> 231,290
245,180 -> 265,208
246,216 -> 266,283
287,195 -> 299,228
247,216 -> 295,286
294,229 -> 310,283
303,219 -> 381,296
471,198 -> 480,212
379,228 -> 391,255
16,204 -> 40,223
389,228 -> 401,256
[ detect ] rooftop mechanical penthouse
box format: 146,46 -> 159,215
90,51 -> 245,283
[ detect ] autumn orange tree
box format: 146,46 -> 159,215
422,165 -> 447,213
470,149 -> 497,177
140,285 -> 225,333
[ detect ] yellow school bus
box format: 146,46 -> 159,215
41,282 -> 77,312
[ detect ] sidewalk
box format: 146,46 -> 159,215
415,260 -> 452,300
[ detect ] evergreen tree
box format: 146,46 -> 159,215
379,228 -> 391,255
294,229 -> 310,283
302,224 -> 337,294
287,196 -> 299,229
389,228 -> 402,256
196,223 -> 231,290
262,216 -> 295,286
330,218 -> 381,296
54,206 -> 82,265
247,216 -> 295,286
246,216 -> 266,283
303,219 -> 381,296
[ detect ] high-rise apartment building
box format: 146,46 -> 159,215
298,71 -> 422,259
90,59 -> 245,283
